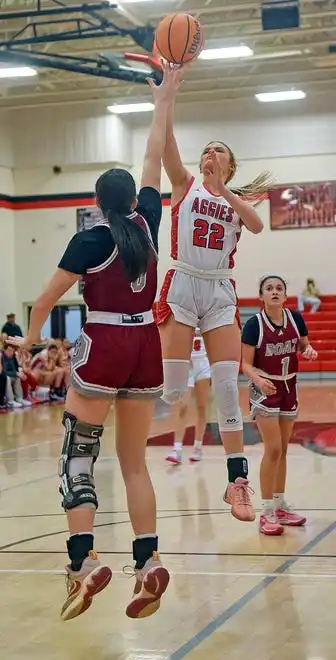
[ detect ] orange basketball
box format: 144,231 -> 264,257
155,14 -> 204,65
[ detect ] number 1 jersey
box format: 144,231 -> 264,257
171,177 -> 242,271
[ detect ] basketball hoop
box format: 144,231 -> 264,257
123,51 -> 163,74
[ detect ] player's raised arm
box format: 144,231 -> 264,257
140,63 -> 183,193
163,99 -> 192,203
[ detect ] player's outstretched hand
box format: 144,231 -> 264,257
302,345 -> 318,361
146,60 -> 184,103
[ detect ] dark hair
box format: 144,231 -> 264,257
48,344 -> 58,351
95,168 -> 152,282
259,275 -> 287,295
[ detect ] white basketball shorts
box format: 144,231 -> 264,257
166,271 -> 237,333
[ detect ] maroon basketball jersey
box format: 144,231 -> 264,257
254,309 -> 300,378
82,214 -> 157,314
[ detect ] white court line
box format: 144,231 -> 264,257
0,569 -> 335,579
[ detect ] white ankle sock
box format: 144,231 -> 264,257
174,441 -> 182,453
261,499 -> 275,515
273,493 -> 285,508
193,440 -> 202,450
135,534 -> 157,540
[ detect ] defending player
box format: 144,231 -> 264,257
10,64 -> 182,620
242,275 -> 317,535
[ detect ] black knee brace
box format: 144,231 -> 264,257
59,411 -> 104,511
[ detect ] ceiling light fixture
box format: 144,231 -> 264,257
199,46 -> 254,60
0,66 -> 37,79
255,90 -> 306,102
107,102 -> 154,114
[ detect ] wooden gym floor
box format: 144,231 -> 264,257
0,381 -> 335,660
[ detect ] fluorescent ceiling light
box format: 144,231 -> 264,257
199,46 -> 253,60
114,0 -> 152,3
253,49 -> 308,60
0,66 -> 37,79
107,102 -> 154,114
255,90 -> 306,102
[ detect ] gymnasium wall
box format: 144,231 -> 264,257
9,107 -> 132,326
1,94 -> 335,327
131,94 -> 336,298
0,118 -> 16,324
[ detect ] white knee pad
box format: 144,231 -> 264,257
211,361 -> 243,432
162,359 -> 190,405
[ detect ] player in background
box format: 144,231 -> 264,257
157,106 -> 273,521
166,329 -> 211,464
9,64 -> 182,621
241,275 -> 317,535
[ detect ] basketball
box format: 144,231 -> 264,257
155,14 -> 204,65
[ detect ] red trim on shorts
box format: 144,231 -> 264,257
156,269 -> 175,325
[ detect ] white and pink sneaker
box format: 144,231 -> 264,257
165,450 -> 182,465
275,506 -> 306,527
259,513 -> 284,536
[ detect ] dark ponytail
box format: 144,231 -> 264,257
107,209 -> 152,282
95,168 -> 153,282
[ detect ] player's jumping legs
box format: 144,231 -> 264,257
274,416 -> 306,527
203,322 -> 255,521
59,387 -> 113,621
159,314 -> 195,405
115,397 -> 169,618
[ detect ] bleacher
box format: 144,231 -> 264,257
239,295 -> 336,379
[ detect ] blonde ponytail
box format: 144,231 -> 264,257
230,171 -> 275,204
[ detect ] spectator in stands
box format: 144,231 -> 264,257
298,278 -> 321,313
17,349 -> 38,401
1,313 -> 23,339
31,343 -> 66,401
1,343 -> 31,408
0,350 -> 7,410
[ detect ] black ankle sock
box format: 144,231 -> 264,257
133,536 -> 158,570
67,533 -> 94,571
227,457 -> 248,482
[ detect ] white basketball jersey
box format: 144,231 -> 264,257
171,177 -> 242,271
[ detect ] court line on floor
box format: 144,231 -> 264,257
1,509 -> 334,554
170,519 -> 336,660
1,507 -> 335,519
0,569 -> 335,579
0,550 -> 334,559
0,509 -> 237,551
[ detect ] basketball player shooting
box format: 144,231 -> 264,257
156,102 -> 273,523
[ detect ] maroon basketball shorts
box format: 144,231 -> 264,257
249,376 -> 298,419
70,322 -> 163,399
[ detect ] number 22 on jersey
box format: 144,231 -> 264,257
193,218 -> 224,250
